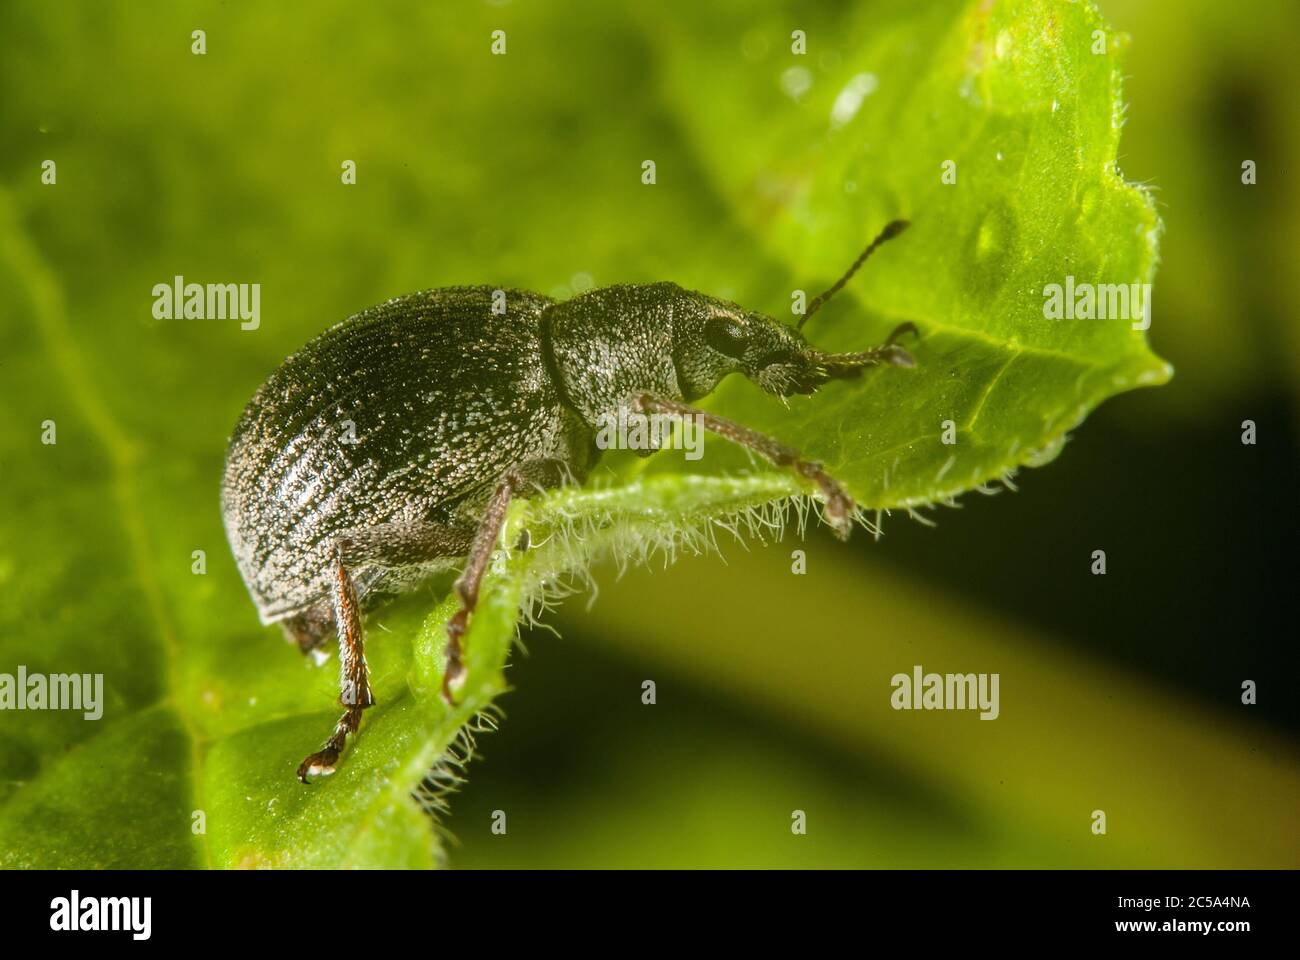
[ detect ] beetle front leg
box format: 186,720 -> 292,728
297,543 -> 374,782
635,394 -> 856,539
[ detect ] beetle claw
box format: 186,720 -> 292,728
441,607 -> 470,706
886,320 -> 920,345
824,491 -> 855,540
297,748 -> 339,783
441,658 -> 467,707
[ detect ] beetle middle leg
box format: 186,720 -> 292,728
442,459 -> 577,705
635,394 -> 857,540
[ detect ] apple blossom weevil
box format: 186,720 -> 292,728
220,220 -> 916,781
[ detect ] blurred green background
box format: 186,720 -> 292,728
0,0 -> 1296,868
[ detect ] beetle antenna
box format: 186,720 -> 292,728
797,219 -> 910,331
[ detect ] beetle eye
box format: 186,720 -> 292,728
705,317 -> 748,359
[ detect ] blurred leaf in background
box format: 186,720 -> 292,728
1097,0 -> 1300,414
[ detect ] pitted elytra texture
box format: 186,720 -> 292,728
220,221 -> 916,782
223,288 -> 569,622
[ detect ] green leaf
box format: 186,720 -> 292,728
0,0 -> 1167,868
638,0 -> 1171,507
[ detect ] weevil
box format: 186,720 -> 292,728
221,220 -> 916,782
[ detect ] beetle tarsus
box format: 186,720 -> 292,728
296,702 -> 365,782
297,748 -> 339,783
797,462 -> 855,540
880,321 -> 920,367
441,608 -> 469,705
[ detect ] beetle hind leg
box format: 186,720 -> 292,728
295,520 -> 477,783
297,543 -> 373,782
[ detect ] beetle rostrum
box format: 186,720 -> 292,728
220,220 -> 917,781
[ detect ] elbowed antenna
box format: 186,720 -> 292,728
812,321 -> 919,379
797,219 -> 910,331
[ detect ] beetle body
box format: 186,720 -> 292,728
222,286 -> 589,624
221,222 -> 915,780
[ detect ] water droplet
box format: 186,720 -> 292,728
993,128 -> 1026,168
994,29 -> 1013,61
1077,184 -> 1102,221
829,72 -> 878,129
976,216 -> 1002,259
965,202 -> 1019,304
780,66 -> 813,101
